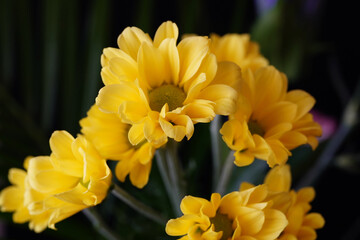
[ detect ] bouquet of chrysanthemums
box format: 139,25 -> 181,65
0,21 -> 324,240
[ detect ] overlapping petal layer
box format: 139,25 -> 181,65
80,105 -> 155,188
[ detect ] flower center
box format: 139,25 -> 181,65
148,84 -> 186,112
248,119 -> 265,136
210,213 -> 233,240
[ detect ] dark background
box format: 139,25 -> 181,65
0,0 -> 359,239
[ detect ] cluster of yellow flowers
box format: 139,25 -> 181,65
0,21 -> 324,239
166,164 -> 325,240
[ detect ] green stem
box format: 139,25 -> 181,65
111,184 -> 167,225
165,140 -> 185,216
156,148 -> 182,217
215,151 -> 235,195
83,207 -> 121,240
210,115 -> 222,190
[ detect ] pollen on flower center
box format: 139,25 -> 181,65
210,212 -> 233,240
248,119 -> 265,136
148,84 -> 186,112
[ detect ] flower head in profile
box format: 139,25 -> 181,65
220,66 -> 322,167
96,21 -> 240,147
0,131 -> 112,232
241,165 -> 325,240
166,185 -> 288,240
80,105 -> 155,188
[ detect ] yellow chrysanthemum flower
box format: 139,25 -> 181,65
27,131 -> 112,205
241,165 -> 325,240
210,33 -> 269,73
166,185 -> 288,240
96,21 -> 240,147
0,131 -> 112,232
220,66 -> 322,167
0,153 -> 105,232
80,105 -> 155,188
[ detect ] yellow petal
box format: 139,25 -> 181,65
128,122 -> 146,145
303,213 -> 325,229
278,233 -> 297,240
101,67 -> 121,85
284,205 -> 303,234
220,119 -> 254,150
29,211 -> 52,233
166,215 -> 202,236
117,26 -> 152,60
49,130 -> 75,160
286,90 -> 315,121
256,208 -> 288,240
297,226 -> 317,240
253,66 -> 287,110
120,101 -> 149,125
129,161 -> 152,189
180,195 -> 212,215
158,38 -> 180,85
49,131 -> 83,178
87,175 -> 112,203
72,135 -> 108,182
197,84 -> 238,115
138,41 -> 167,88
178,36 -> 209,84
264,164 -> 291,192
8,168 -> 27,186
256,102 -> 297,130
27,156 -> 79,194
0,186 -> 23,211
12,207 -> 30,223
115,159 -> 133,182
80,105 -> 132,160
297,187 -> 315,203
236,207 -> 265,236
211,61 -> 241,92
108,55 -> 138,82
266,139 -> 291,166
54,183 -> 97,206
242,184 -> 268,205
239,182 -> 256,191
96,83 -> 141,114
183,73 -> 207,103
251,134 -> 272,161
160,112 -> 194,141
264,123 -> 293,140
182,53 -> 217,93
280,131 -> 308,150
234,151 -> 255,167
153,21 -> 179,47
47,203 -> 85,230
181,99 -> 215,123
136,142 -> 155,165
143,114 -> 168,147
101,47 -> 132,67
307,136 -> 319,150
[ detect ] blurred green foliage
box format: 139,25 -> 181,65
1,0 -> 359,239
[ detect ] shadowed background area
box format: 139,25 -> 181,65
0,0 -> 359,239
